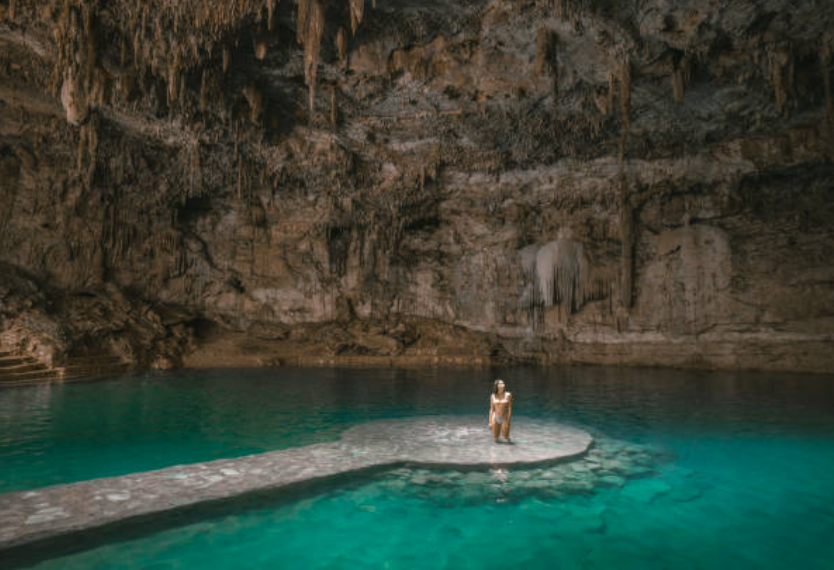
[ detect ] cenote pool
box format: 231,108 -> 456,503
1,366 -> 834,569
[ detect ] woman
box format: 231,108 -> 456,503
488,379 -> 512,442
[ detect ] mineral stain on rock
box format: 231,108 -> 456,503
0,0 -> 832,374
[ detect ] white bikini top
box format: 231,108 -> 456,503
492,393 -> 511,405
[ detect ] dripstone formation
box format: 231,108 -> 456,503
1,0 -> 832,372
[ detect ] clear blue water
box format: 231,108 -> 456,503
2,366 -> 834,569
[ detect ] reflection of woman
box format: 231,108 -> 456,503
488,379 -> 512,442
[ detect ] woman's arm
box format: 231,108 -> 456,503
506,393 -> 513,422
488,396 -> 494,426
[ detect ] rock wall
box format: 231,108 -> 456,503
0,0 -> 833,371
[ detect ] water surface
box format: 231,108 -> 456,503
1,366 -> 833,569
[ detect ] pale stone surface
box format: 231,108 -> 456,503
0,416 -> 591,550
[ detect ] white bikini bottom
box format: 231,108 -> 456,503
492,412 -> 505,425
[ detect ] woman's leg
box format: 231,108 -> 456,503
501,418 -> 511,440
491,416 -> 501,441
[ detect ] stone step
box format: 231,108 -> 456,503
64,355 -> 124,365
0,352 -> 130,387
0,369 -> 63,382
0,362 -> 49,374
0,356 -> 36,366
0,372 -> 120,388
0,376 -> 63,387
60,363 -> 130,376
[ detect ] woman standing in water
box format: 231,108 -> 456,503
489,379 -> 512,442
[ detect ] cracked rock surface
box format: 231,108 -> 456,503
0,0 -> 833,371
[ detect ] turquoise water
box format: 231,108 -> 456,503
2,366 -> 834,568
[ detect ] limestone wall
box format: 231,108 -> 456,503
1,0 -> 832,371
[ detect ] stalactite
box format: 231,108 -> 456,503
189,144 -> 201,198
199,70 -> 209,111
617,175 -> 633,311
120,37 -> 128,68
771,45 -> 793,117
167,49 -> 182,107
610,56 -> 634,312
296,0 -> 308,45
330,86 -> 338,127
244,83 -> 263,123
76,122 -> 88,172
535,29 -> 559,107
336,27 -> 348,61
237,158 -> 243,199
267,0 -> 277,31
254,30 -> 268,60
535,28 -> 550,75
671,54 -> 691,104
82,3 -> 96,90
349,0 -> 365,35
618,58 -> 631,163
821,39 -> 833,159
606,71 -> 616,117
302,0 -> 324,111
222,46 -> 231,73
772,57 -> 787,113
591,86 -> 609,116
87,113 -> 99,173
553,0 -> 568,20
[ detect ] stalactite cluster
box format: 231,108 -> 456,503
520,239 -> 615,325
24,0 -> 379,120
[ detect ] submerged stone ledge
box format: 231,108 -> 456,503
0,417 -> 591,550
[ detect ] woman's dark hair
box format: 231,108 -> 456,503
493,379 -> 504,394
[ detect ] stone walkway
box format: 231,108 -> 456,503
0,416 -> 592,550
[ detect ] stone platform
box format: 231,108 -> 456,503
0,416 -> 592,550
